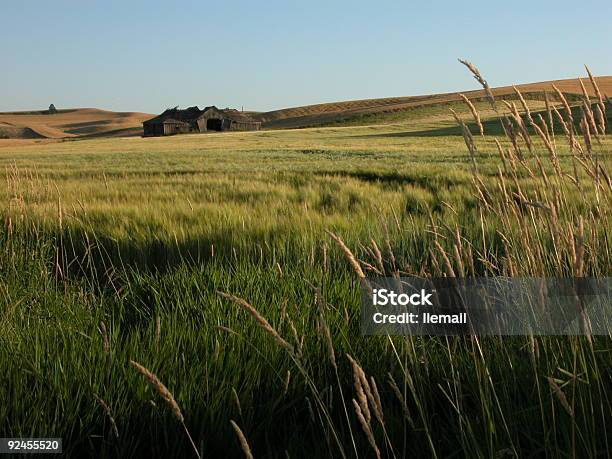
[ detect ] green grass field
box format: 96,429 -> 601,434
1,97 -> 610,457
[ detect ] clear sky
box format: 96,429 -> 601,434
2,0 -> 611,113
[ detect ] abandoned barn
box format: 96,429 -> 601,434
143,106 -> 261,136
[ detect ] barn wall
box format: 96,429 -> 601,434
196,109 -> 225,132
228,121 -> 261,131
145,108 -> 261,136
163,122 -> 191,136
143,123 -> 165,137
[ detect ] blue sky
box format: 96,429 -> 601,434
2,0 -> 611,113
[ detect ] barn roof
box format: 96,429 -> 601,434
144,105 -> 260,125
220,109 -> 260,124
160,118 -> 190,124
199,106 -> 259,124
144,106 -> 202,125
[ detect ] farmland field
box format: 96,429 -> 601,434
0,93 -> 611,458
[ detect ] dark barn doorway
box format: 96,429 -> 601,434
206,118 -> 223,131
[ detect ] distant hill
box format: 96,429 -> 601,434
0,108 -> 153,140
1,76 -> 610,141
253,76 -> 612,129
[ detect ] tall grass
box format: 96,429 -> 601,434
0,64 -> 610,457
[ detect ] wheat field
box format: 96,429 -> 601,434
0,68 -> 610,457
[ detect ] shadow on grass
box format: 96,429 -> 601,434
312,169 -> 468,190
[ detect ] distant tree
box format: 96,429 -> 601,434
48,104 -> 57,114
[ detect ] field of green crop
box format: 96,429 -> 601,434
0,97 -> 610,457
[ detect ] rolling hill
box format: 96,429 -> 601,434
254,76 -> 612,129
0,108 -> 153,142
1,76 -> 610,142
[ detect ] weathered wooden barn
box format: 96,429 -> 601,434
143,106 -> 261,136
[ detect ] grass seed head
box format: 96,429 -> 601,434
230,420 -> 254,459
129,360 -> 184,423
217,291 -> 294,353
